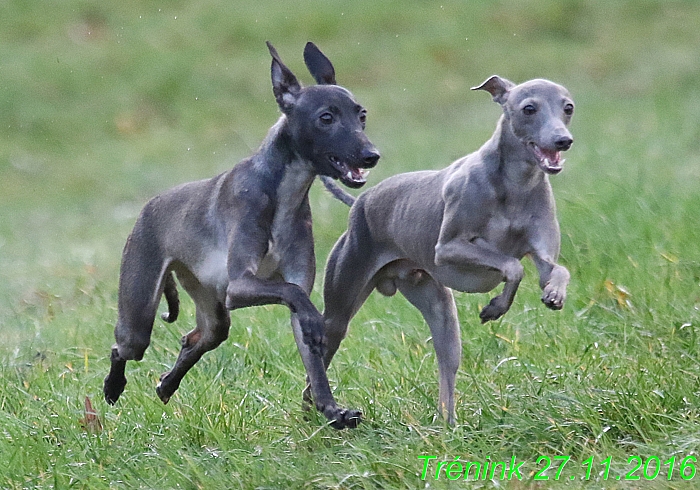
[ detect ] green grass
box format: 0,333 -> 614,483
2,0 -> 700,487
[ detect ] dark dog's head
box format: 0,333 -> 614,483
267,42 -> 380,188
473,76 -> 574,175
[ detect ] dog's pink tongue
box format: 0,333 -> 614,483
541,148 -> 560,164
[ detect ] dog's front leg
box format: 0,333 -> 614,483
223,221 -> 325,355
292,314 -> 362,429
530,254 -> 569,310
528,220 -> 569,310
435,236 -> 523,322
226,273 -> 325,356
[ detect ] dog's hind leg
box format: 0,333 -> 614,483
322,233 -> 380,369
156,285 -> 230,404
104,235 -> 170,405
322,279 -> 376,372
395,272 -> 461,425
322,202 -> 390,370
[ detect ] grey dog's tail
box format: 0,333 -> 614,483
319,175 -> 356,207
160,272 -> 180,323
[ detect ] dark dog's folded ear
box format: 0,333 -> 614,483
304,42 -> 336,85
471,75 -> 515,105
267,41 -> 302,112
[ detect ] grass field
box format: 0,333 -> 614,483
2,0 -> 700,488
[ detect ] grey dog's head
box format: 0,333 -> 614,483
267,42 -> 380,188
473,75 -> 574,175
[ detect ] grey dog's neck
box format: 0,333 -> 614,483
483,115 -> 546,188
252,115 -> 316,200
254,116 -> 294,170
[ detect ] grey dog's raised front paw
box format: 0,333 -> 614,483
541,284 -> 566,310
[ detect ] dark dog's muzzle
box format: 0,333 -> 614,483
361,148 -> 380,168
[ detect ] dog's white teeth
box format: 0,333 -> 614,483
359,169 -> 370,178
346,170 -> 353,180
543,157 -> 562,169
559,158 -> 566,166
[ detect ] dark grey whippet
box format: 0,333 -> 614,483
319,76 -> 574,424
103,42 -> 378,429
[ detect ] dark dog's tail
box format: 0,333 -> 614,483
319,175 -> 356,207
160,272 -> 180,323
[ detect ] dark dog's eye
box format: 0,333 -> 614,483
523,105 -> 537,116
359,110 -> 367,125
320,113 -> 334,125
564,103 -> 574,116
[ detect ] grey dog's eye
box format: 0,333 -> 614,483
320,113 -> 333,124
523,105 -> 537,116
564,104 -> 574,116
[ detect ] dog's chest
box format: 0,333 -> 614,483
484,205 -> 530,255
259,163 -> 315,276
271,169 -> 311,242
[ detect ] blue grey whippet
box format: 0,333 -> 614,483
104,42 -> 379,429
318,76 -> 574,424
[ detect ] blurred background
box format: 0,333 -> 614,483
1,0 -> 699,346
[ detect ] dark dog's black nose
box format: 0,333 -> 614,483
362,149 -> 380,168
554,137 -> 573,151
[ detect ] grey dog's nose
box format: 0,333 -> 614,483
362,149 -> 380,168
554,137 -> 573,151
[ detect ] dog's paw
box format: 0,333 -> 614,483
103,374 -> 127,405
155,383 -> 171,404
156,372 -> 180,404
479,297 -> 508,323
542,284 -> 566,310
326,407 -> 363,430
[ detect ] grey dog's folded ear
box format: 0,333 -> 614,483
471,75 -> 515,105
267,41 -> 302,113
303,42 -> 337,85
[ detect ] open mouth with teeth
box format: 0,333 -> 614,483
328,155 -> 370,188
529,143 -> 565,175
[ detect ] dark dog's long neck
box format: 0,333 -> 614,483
486,116 -> 546,189
254,116 -> 316,200
254,116 -> 316,214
